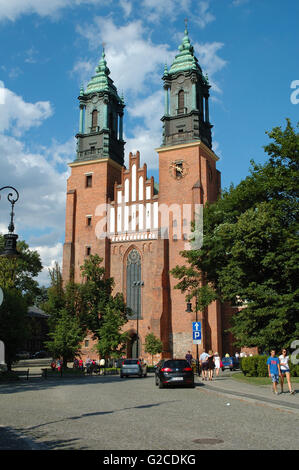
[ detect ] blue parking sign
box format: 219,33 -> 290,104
192,322 -> 201,344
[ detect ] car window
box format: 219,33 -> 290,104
164,360 -> 189,368
123,360 -> 139,365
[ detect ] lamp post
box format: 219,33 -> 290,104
0,186 -> 19,257
186,298 -> 200,376
132,280 -> 144,358
0,186 -> 19,370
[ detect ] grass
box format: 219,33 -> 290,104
232,372 -> 299,386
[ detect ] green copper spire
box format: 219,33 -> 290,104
168,25 -> 202,76
84,48 -> 121,99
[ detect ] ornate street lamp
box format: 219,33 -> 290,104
0,186 -> 19,257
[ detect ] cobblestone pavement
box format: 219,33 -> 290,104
0,370 -> 299,451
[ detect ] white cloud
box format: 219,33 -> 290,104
0,85 -> 73,285
194,42 -> 227,93
75,18 -> 172,95
140,0 -> 215,28
0,0 -> 112,22
34,243 -> 63,287
119,0 -> 132,17
0,81 -> 52,136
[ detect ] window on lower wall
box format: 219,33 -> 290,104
126,249 -> 142,320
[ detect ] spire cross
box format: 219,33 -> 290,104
184,18 -> 188,29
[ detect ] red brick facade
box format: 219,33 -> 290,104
62,143 -> 238,362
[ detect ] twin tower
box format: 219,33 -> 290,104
62,27 -> 232,360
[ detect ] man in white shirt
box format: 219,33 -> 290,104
200,350 -> 209,381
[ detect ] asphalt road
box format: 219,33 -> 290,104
0,373 -> 298,451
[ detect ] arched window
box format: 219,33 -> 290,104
126,249 -> 141,319
91,109 -> 98,131
178,90 -> 185,114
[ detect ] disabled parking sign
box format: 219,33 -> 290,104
192,321 -> 202,344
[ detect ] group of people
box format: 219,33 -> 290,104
267,348 -> 295,395
185,349 -> 222,381
185,348 -> 295,394
73,357 -> 106,375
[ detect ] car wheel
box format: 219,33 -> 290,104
230,368 -> 233,372
222,368 -> 224,372
144,373 -> 147,378
155,376 -> 159,386
158,378 -> 164,389
120,374 -> 124,378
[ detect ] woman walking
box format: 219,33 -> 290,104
279,349 -> 295,394
208,350 -> 215,381
214,352 -> 221,378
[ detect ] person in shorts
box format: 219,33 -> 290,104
267,349 -> 281,395
279,349 -> 295,394
200,350 -> 209,381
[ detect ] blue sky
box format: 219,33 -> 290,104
0,0 -> 298,286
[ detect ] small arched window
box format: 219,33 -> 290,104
178,90 -> 185,114
91,109 -> 98,131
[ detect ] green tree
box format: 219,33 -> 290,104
44,255 -> 129,361
0,236 -> 43,306
171,119 -> 299,352
144,333 -> 163,364
0,288 -> 29,370
45,308 -> 84,367
95,297 -> 129,359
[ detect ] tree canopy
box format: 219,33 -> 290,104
171,119 -> 299,351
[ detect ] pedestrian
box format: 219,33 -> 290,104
79,358 -> 83,371
73,358 -> 79,369
207,350 -> 215,381
185,350 -> 193,365
279,348 -> 295,394
267,349 -> 281,395
57,359 -> 61,373
214,352 -> 221,378
100,357 -> 105,375
235,351 -> 240,360
200,350 -> 209,381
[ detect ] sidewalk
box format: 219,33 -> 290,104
196,374 -> 299,413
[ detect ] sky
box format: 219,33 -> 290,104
0,0 -> 298,287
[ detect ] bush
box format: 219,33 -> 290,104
240,355 -> 299,377
290,362 -> 299,377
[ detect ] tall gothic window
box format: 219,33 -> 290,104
91,109 -> 98,131
126,249 -> 141,319
178,90 -> 185,114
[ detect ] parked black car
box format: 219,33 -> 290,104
155,359 -> 195,388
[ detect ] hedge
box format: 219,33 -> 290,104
240,356 -> 299,377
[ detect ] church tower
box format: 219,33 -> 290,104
63,49 -> 125,283
157,25 -> 222,357
161,26 -> 212,149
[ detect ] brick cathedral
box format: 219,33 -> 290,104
62,27 -> 237,362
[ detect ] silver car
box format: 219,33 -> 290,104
120,359 -> 147,378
